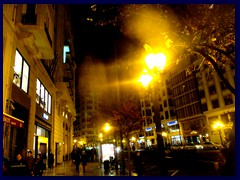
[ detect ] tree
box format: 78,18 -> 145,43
71,4 -> 235,95
97,66 -> 142,175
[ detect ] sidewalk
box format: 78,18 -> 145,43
43,160 -> 133,176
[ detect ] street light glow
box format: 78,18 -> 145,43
162,132 -> 167,137
139,74 -> 152,87
212,121 -> 224,129
104,123 -> 111,132
145,53 -> 167,71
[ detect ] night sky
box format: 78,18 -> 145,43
69,4 -> 141,64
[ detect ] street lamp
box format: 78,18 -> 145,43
139,51 -> 168,175
103,123 -> 111,143
212,121 -> 224,145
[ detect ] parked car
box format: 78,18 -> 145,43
184,143 -> 204,150
170,144 -> 185,150
202,142 -> 223,150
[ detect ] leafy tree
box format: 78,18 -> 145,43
70,4 -> 235,95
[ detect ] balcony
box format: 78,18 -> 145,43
17,13 -> 54,59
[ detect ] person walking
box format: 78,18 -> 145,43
34,154 -> 45,176
74,148 -> 81,172
26,150 -> 34,176
81,150 -> 87,173
48,151 -> 54,170
133,151 -> 144,176
9,153 -> 28,176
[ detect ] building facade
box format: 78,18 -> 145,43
3,4 -> 76,165
138,52 -> 235,148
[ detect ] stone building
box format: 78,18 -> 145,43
3,4 -> 76,165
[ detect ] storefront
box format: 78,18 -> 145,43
3,113 -> 25,160
167,120 -> 183,145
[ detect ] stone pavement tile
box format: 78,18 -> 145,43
43,161 -> 124,176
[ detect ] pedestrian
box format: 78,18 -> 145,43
34,154 -> 45,176
74,148 -> 81,172
41,153 -> 47,170
81,150 -> 87,173
48,151 -> 54,169
133,151 -> 144,176
26,150 -> 34,176
9,153 -> 28,176
3,158 -> 10,176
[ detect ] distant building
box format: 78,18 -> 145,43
74,57 -> 106,148
139,52 -> 235,147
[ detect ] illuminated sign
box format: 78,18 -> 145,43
101,144 -> 115,161
3,113 -> 24,128
42,113 -> 49,120
167,120 -> 177,126
145,127 -> 152,131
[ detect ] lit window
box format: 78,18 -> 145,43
36,79 -> 41,103
13,50 -> 29,93
63,45 -> 70,63
36,79 -> 52,114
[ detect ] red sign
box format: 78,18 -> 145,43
3,113 -> 24,128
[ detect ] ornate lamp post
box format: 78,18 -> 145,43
139,50 -> 168,175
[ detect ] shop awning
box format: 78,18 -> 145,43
3,113 -> 24,128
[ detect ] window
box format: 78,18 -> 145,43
36,79 -> 52,114
164,100 -> 167,107
159,104 -> 163,112
13,50 -> 30,93
147,118 -> 152,125
63,45 -> 70,63
199,89 -> 205,98
165,111 -> 169,119
145,100 -> 151,107
162,89 -> 166,96
208,85 -> 216,95
220,82 -> 227,90
224,95 -> 233,105
146,109 -> 152,116
168,99 -> 173,106
212,99 -> 219,109
201,103 -> 208,112
170,110 -> 176,117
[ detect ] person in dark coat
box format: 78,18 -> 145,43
3,158 -> 10,176
48,151 -> 54,169
133,151 -> 144,176
34,154 -> 45,176
26,150 -> 34,176
81,150 -> 87,173
9,153 -> 28,176
74,149 -> 81,172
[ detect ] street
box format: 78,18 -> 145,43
42,149 -> 225,176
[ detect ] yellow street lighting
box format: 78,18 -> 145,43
104,123 -> 111,132
139,73 -> 153,87
162,132 -> 167,137
145,53 -> 167,71
212,121 -> 224,145
212,121 -> 224,129
131,137 -> 136,141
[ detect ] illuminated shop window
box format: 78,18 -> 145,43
36,79 -> 52,114
13,50 -> 29,93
